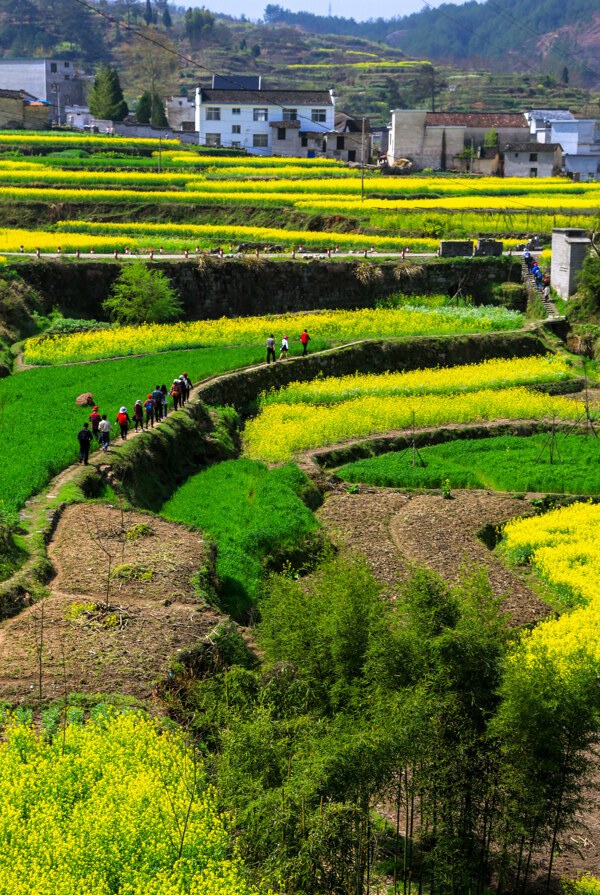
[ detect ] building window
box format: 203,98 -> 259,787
301,135 -> 308,147
283,108 -> 297,121
529,152 -> 538,161
64,61 -> 69,67
205,133 -> 221,146
514,152 -> 519,157
232,124 -> 241,134
253,108 -> 268,121
232,107 -> 241,115
253,133 -> 269,148
50,63 -> 57,73
348,150 -> 356,162
277,127 -> 286,140
336,136 -> 345,150
232,141 -> 241,148
206,107 -> 220,120
530,167 -> 538,177
312,108 -> 326,122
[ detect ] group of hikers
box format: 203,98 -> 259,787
77,373 -> 193,465
267,329 -> 311,364
523,251 -> 550,297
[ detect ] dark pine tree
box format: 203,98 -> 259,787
88,65 -> 128,121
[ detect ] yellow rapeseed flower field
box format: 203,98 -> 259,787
0,710 -> 268,895
262,354 -> 574,405
24,304 -> 522,365
244,387 -> 580,461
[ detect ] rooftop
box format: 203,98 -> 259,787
505,142 -> 562,152
529,109 -> 575,121
199,88 -> 333,105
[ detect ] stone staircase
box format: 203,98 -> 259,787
521,261 -> 559,317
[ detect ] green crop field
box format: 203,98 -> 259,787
0,345 -> 265,521
161,458 -> 320,615
338,432 -> 600,494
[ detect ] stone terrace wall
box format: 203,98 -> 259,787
14,257 -> 521,322
197,330 -> 547,409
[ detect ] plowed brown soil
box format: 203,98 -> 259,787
0,504 -> 221,703
318,486 -> 550,625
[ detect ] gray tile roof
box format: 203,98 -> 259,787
505,142 -> 562,152
200,89 -> 333,105
529,109 -> 575,121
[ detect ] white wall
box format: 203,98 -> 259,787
195,91 -> 334,154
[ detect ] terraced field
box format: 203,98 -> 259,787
1,131 -> 599,895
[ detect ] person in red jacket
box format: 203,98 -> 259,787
300,329 -> 311,356
116,406 -> 131,440
89,406 -> 101,441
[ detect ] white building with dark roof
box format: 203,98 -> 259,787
504,142 -> 563,178
194,85 -> 335,155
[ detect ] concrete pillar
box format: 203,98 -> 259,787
551,228 -> 591,298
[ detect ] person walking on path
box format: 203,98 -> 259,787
98,414 -> 112,451
300,329 -> 311,356
543,283 -> 551,303
266,334 -> 276,364
133,400 -> 144,432
116,406 -> 131,440
152,385 -> 164,420
279,335 -> 289,360
77,422 -> 93,465
171,378 -> 181,411
89,405 -> 101,441
178,376 -> 187,406
160,384 -> 169,417
144,394 -> 155,428
183,372 -> 192,401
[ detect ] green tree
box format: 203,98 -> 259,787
251,44 -> 261,57
162,5 -> 172,28
484,126 -> 499,147
184,7 -> 215,42
88,65 -> 128,121
135,90 -> 152,124
562,65 -> 569,84
103,266 -> 182,325
144,0 -> 152,25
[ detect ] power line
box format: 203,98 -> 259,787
70,0 -> 339,137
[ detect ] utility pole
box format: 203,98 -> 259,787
158,136 -> 161,173
361,116 -> 365,201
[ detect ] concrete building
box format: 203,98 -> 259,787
165,95 -> 195,132
0,58 -> 88,124
526,109 -> 575,141
0,88 -> 49,129
387,110 -> 528,169
333,112 -> 372,163
551,228 -> 591,298
504,142 -> 562,178
194,85 -> 335,155
544,119 -> 600,179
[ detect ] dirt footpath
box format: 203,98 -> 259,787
317,487 -> 550,626
0,504 -> 221,703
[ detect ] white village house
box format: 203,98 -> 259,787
194,77 -> 336,156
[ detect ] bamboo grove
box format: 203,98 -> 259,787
165,557 -> 600,895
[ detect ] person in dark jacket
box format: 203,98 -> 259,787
151,385 -> 164,420
266,334 -> 276,364
78,422 -> 93,465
